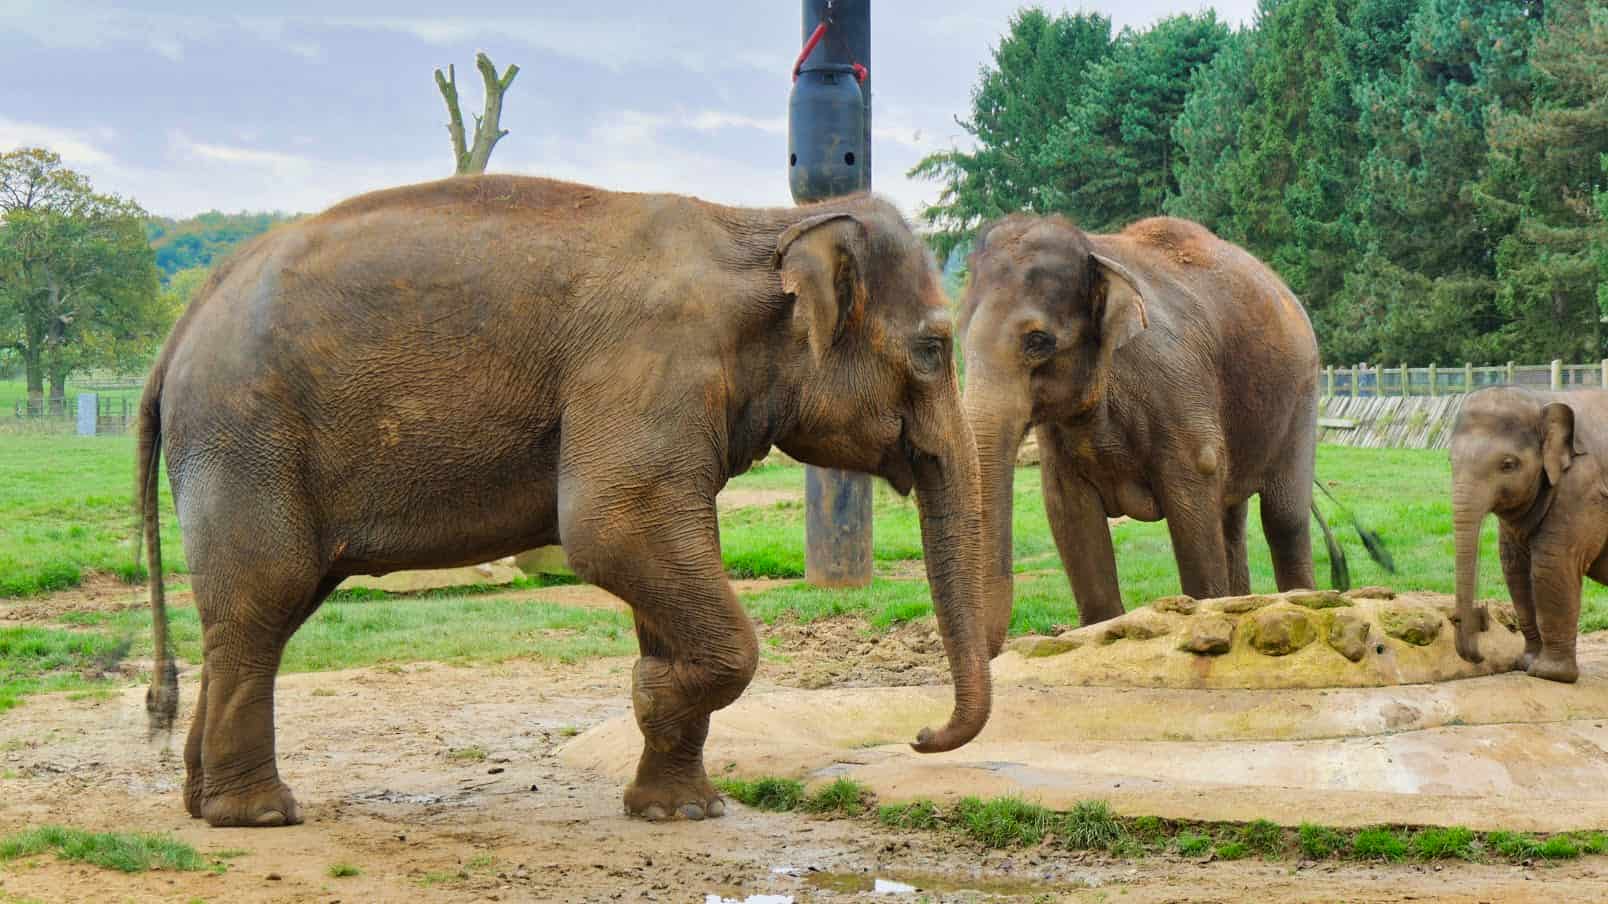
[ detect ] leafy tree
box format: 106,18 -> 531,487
0,148 -> 164,411
1037,12 -> 1230,232
1167,29 -> 1257,231
1476,2 -> 1608,361
909,9 -> 1113,258
1318,0 -> 1527,363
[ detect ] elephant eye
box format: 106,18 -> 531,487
1023,330 -> 1056,360
912,336 -> 948,375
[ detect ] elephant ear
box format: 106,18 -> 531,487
1090,252 -> 1151,352
774,212 -> 870,363
1541,401 -> 1585,485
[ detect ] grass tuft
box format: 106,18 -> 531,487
1239,819 -> 1284,856
0,825 -> 205,873
716,777 -> 806,812
804,778 -> 870,817
328,863 -> 361,878
1062,800 -> 1125,851
877,800 -> 939,831
953,796 -> 1053,848
1214,841 -> 1248,860
1351,827 -> 1408,861
1538,836 -> 1581,860
1410,826 -> 1477,860
1175,832 -> 1212,856
1486,831 -> 1541,859
1298,823 -> 1347,859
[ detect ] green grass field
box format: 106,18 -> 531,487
2,430 -> 1602,710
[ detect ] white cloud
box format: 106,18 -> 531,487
0,118 -> 116,165
688,112 -> 786,135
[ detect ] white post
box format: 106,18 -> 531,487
1552,359 -> 1563,391
1400,363 -> 1410,397
1464,362 -> 1474,393
1507,361 -> 1516,385
1428,362 -> 1438,397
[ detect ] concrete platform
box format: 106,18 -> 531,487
562,591 -> 1608,832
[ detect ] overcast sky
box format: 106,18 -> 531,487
1,1 -> 1254,220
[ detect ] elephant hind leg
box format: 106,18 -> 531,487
1260,453 -> 1316,592
184,499 -> 334,828
1223,500 -> 1251,596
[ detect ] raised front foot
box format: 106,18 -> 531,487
199,779 -> 303,827
623,772 -> 726,822
1528,650 -> 1579,684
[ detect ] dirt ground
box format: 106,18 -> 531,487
3,583 -> 1608,902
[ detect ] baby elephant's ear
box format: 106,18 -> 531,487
774,213 -> 870,363
1089,252 -> 1150,352
1541,401 -> 1584,485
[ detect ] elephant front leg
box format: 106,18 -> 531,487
1041,454 -> 1124,626
1498,526 -> 1542,671
1528,547 -> 1582,684
1159,466 -> 1231,601
563,479 -> 757,821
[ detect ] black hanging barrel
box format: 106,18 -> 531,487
788,63 -> 866,203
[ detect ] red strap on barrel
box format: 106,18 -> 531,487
792,22 -> 828,82
792,20 -> 867,83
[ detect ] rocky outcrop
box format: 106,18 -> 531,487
1000,589 -> 1525,689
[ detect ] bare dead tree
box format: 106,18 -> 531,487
434,52 -> 520,175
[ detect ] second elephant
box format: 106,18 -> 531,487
961,214 -> 1320,651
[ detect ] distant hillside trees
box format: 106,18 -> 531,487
146,210 -> 297,282
914,1 -> 1606,365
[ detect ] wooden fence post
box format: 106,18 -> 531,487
1600,358 -> 1607,389
1507,361 -> 1516,385
1464,362 -> 1474,393
1428,362 -> 1438,397
1400,363 -> 1410,397
1325,365 -> 1334,397
1551,359 -> 1563,391
1353,363 -> 1362,397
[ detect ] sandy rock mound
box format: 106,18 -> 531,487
999,588 -> 1525,689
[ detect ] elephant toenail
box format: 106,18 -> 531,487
642,804 -> 669,821
706,799 -> 725,818
678,803 -> 706,821
253,810 -> 285,826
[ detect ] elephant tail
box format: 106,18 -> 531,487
136,364 -> 178,740
1313,478 -> 1396,578
1311,498 -> 1350,591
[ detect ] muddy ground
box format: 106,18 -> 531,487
3,582 -> 1607,902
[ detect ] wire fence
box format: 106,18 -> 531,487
1323,360 -> 1608,397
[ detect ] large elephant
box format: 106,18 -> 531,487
137,174 -> 990,828
1451,386 -> 1608,682
959,214 -> 1319,652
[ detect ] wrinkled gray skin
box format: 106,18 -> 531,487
960,215 -> 1320,651
137,175 -> 990,828
1451,386 -> 1608,683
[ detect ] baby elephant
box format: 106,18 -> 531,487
1451,386 -> 1608,682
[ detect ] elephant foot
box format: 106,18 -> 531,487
1528,651 -> 1579,684
623,775 -> 726,822
200,779 -> 303,828
184,773 -> 204,819
1514,645 -> 1541,673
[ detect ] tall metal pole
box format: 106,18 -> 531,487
790,0 -> 873,587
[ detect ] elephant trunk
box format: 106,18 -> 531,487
1452,485 -> 1490,662
965,390 -> 1027,661
908,413 -> 992,754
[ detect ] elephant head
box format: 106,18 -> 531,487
957,215 -> 1152,658
771,203 -> 990,753
1449,387 -> 1585,662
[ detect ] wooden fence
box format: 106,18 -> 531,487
1316,395 -> 1467,450
1324,360 -> 1608,397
